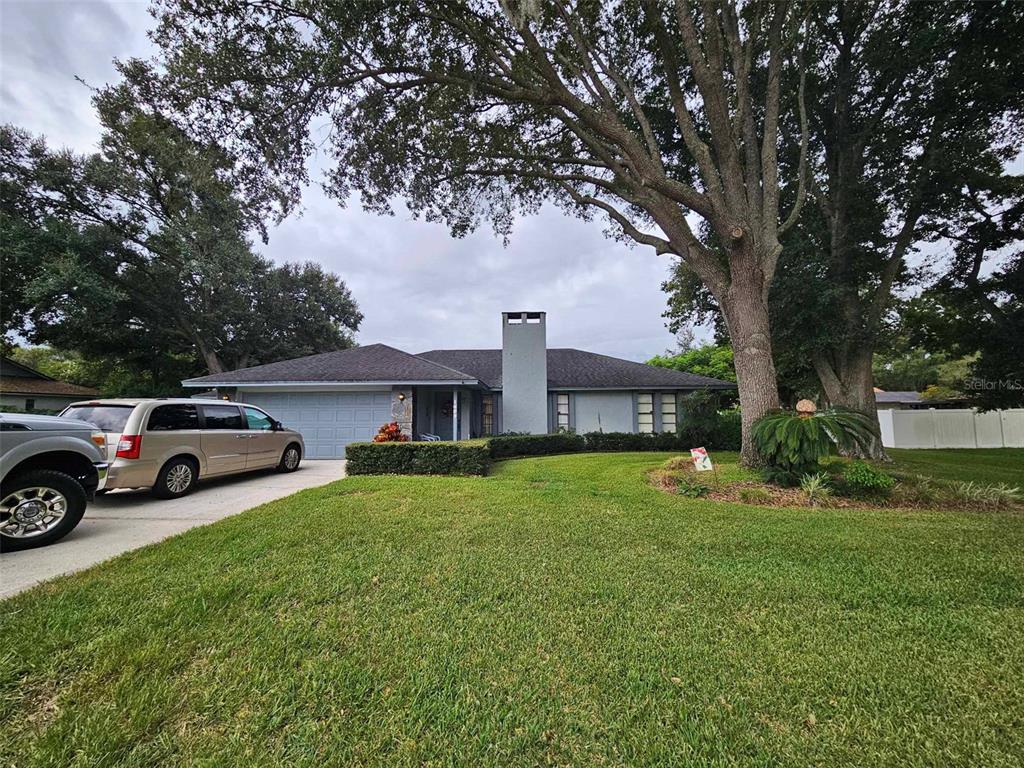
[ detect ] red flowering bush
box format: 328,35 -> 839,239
372,422 -> 409,443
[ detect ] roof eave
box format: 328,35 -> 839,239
181,378 -> 481,388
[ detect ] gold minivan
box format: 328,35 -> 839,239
59,399 -> 305,498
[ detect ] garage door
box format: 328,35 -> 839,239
240,391 -> 392,459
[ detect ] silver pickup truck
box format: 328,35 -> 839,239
0,413 -> 108,551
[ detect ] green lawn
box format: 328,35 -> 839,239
2,451 -> 1023,767
888,447 -> 1024,486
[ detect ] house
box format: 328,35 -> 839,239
182,312 -> 734,458
874,388 -> 925,410
0,356 -> 100,412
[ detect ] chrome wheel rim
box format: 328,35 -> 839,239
0,487 -> 68,539
166,464 -> 193,494
284,448 -> 300,470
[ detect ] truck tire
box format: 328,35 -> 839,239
0,469 -> 88,552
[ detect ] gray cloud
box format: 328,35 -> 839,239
1,0 -> 692,362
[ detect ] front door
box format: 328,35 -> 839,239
433,391 -> 454,440
199,404 -> 248,475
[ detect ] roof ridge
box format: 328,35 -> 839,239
407,349 -> 482,379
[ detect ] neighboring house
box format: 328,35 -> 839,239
0,356 -> 100,412
874,388 -> 958,410
874,388 -> 925,410
182,312 -> 734,458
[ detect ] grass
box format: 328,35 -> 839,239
2,450 -> 1023,767
887,448 -> 1024,486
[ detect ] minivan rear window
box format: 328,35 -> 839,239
61,405 -> 134,433
147,404 -> 199,431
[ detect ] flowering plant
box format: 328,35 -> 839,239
372,422 -> 409,443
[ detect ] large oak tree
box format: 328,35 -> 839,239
139,0 -> 811,463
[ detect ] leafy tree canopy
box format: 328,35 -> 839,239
1,100 -> 363,384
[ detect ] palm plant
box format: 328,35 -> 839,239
752,408 -> 877,481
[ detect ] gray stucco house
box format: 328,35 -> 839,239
182,312 -> 733,458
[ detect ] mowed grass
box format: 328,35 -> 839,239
888,447 -> 1024,486
2,451 -> 1023,767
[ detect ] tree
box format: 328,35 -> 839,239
138,0 -> 812,464
648,343 -> 735,382
662,1 -> 1024,453
791,1 -> 1023,454
907,178 -> 1024,409
1,107 -> 362,381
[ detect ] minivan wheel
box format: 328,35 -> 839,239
153,457 -> 198,499
0,470 -> 87,552
278,444 -> 301,473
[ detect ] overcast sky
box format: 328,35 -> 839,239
0,0 -> 691,361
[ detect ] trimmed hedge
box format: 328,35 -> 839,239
583,431 -> 689,452
345,441 -> 491,476
488,432 -> 586,458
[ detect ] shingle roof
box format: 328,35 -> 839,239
416,349 -> 734,390
874,390 -> 923,404
182,344 -> 478,385
0,376 -> 100,397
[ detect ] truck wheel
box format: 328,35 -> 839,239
0,470 -> 87,552
152,457 -> 199,499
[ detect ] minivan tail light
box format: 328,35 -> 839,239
116,434 -> 142,459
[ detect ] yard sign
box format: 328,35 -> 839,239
690,447 -> 713,472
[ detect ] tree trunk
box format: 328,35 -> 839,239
720,265 -> 781,467
814,348 -> 888,460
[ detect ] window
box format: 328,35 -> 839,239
201,404 -> 243,429
556,393 -> 570,431
244,406 -> 274,431
61,404 -> 134,433
661,393 -> 678,433
25,399 -> 35,412
637,393 -> 654,433
481,395 -> 494,435
147,404 -> 199,431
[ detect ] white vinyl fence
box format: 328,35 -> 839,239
877,408 -> 1024,449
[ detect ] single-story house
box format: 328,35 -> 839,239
0,356 -> 100,413
182,312 -> 734,458
874,389 -> 925,410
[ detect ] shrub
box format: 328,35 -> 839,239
584,431 -> 688,452
800,472 -> 833,507
707,411 -> 742,451
890,475 -> 943,507
676,392 -> 741,450
346,441 -> 490,475
738,487 -> 772,504
752,408 -> 877,480
488,432 -> 585,458
675,478 -> 710,498
372,422 -> 409,443
949,481 -> 1021,511
840,461 -> 896,497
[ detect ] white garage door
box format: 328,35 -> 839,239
240,391 -> 392,459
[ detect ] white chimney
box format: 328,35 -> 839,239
501,311 -> 548,434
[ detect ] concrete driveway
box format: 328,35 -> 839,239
1,460 -> 345,599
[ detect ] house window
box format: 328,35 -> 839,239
637,393 -> 654,433
25,398 -> 36,412
661,393 -> 677,433
481,394 -> 494,435
556,393 -> 570,431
